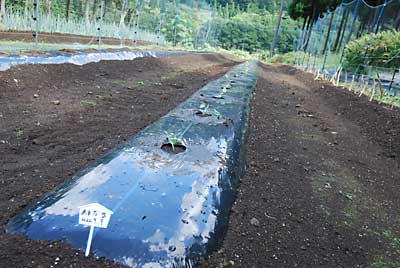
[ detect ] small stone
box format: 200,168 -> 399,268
273,157 -> 280,162
33,94 -> 39,98
52,100 -> 60,105
250,217 -> 260,226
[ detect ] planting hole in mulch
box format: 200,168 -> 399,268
161,143 -> 187,154
212,95 -> 224,99
195,110 -> 212,117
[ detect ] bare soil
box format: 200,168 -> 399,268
0,30 -> 152,46
0,53 -> 239,268
200,64 -> 400,268
2,56 -> 400,268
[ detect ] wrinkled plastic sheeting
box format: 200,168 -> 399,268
6,61 -> 259,268
0,50 -> 191,71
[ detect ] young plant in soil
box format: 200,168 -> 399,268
213,109 -> 221,117
163,131 -> 186,153
196,103 -> 212,117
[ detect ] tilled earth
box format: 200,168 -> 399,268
1,56 -> 400,268
0,53 -> 239,268
200,64 -> 400,268
0,31 -> 152,47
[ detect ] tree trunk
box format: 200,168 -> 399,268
338,11 -> 349,51
367,8 -> 374,33
358,21 -> 366,38
297,18 -> 307,50
76,0 -> 83,17
393,11 -> 400,30
44,0 -> 51,17
270,0 -> 284,58
119,0 -> 128,28
322,12 -> 334,55
303,0 -> 317,51
66,0 -> 71,21
333,9 -> 347,51
93,0 -> 98,22
85,0 -> 90,29
0,0 -> 6,22
24,0 -> 30,18
103,0 -> 107,20
344,0 -> 361,45
356,22 -> 363,38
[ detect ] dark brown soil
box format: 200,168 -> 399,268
0,53 -> 239,268
200,63 -> 400,268
0,30 -> 152,46
2,56 -> 400,268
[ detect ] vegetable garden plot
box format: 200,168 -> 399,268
0,50 -> 202,71
6,61 -> 258,268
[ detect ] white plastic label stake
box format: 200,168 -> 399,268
78,203 -> 113,256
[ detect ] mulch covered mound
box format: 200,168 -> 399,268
0,53 -> 239,268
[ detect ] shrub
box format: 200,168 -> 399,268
343,30 -> 400,72
268,51 -> 304,64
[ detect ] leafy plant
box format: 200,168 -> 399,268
213,109 -> 221,117
198,103 -> 210,115
343,30 -> 400,72
164,131 -> 184,151
15,129 -> 24,139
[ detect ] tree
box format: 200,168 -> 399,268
44,0 -> 51,16
333,8 -> 348,51
321,11 -> 334,54
85,0 -> 91,28
394,11 -> 400,30
93,0 -> 98,22
288,0 -> 341,50
66,0 -> 71,21
119,0 -> 128,28
0,0 -> 6,23
24,0 -> 31,18
270,0 -> 284,57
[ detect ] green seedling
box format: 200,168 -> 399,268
164,131 -> 184,151
15,129 -> 24,139
198,103 -> 210,116
224,83 -> 232,90
213,109 -> 221,117
137,81 -> 145,86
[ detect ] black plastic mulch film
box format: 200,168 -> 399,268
6,60 -> 259,268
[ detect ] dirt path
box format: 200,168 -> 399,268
200,63 -> 400,268
0,53 -> 239,268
